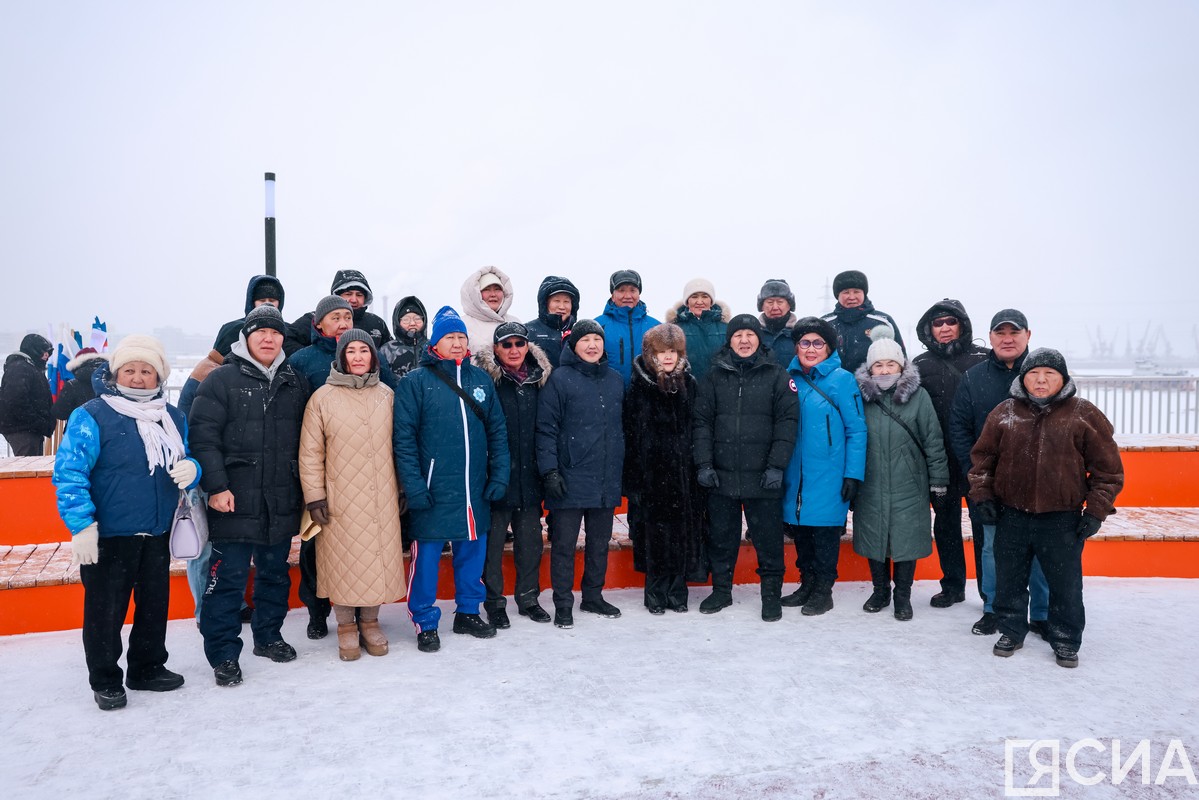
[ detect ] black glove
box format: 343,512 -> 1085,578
543,470 -> 567,501
840,478 -> 860,504
929,486 -> 951,510
483,481 -> 507,502
306,500 -> 329,526
974,499 -> 999,525
697,466 -> 720,489
761,468 -> 784,491
406,490 -> 433,511
397,490 -> 409,517
1076,513 -> 1102,539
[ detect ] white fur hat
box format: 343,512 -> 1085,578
109,334 -> 170,382
864,325 -> 904,369
683,278 -> 716,301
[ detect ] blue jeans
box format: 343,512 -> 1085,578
981,524 -> 1047,620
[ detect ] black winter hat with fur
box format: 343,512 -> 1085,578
832,270 -> 869,297
791,316 -> 839,347
756,279 -> 795,312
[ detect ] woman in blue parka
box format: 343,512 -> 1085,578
393,306 -> 510,654
781,317 -> 867,616
53,335 -> 201,711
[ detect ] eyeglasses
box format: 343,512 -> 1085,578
498,339 -> 528,349
931,316 -> 959,328
797,339 -> 827,350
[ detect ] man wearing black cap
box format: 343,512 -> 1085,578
756,279 -> 799,369
474,322 -> 555,626
290,269 -> 393,350
595,269 -> 661,385
692,315 -> 798,621
821,270 -> 905,372
949,308 -> 1049,637
0,333 -> 55,455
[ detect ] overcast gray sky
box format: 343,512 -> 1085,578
3,1 -> 1197,359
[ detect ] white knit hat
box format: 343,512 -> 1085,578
109,334 -> 170,382
683,278 -> 716,301
864,325 -> 904,370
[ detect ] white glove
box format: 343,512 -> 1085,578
169,459 -> 198,489
71,524 -> 100,567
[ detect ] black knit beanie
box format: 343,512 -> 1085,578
567,319 -> 605,351
725,314 -> 764,345
1019,347 -> 1070,384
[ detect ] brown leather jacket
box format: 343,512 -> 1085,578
968,380 -> 1124,520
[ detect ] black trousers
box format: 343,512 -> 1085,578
645,573 -> 688,609
485,507 -> 546,610
963,495 -> 988,600
548,508 -> 613,609
994,508 -> 1086,649
790,524 -> 843,586
706,495 -> 784,591
3,431 -> 44,456
200,539 -> 293,666
298,537 -> 330,619
79,534 -> 171,691
932,471 -> 975,595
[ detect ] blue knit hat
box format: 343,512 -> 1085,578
429,306 -> 468,347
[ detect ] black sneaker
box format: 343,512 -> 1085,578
252,640 -> 297,663
580,598 -> 622,618
213,660 -> 243,687
993,634 -> 1024,657
553,608 -> 574,629
1027,620 -> 1050,642
93,687 -> 127,710
1053,644 -> 1079,668
779,584 -> 811,608
929,590 -> 965,608
486,607 -> 511,630
518,603 -> 552,624
452,613 -> 497,639
971,612 -> 998,636
126,666 -> 185,692
306,613 -> 329,640
699,592 -> 733,614
417,630 -> 441,653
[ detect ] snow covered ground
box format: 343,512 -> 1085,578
3,578 -> 1198,799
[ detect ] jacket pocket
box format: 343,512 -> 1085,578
425,458 -> 436,489
825,415 -> 833,448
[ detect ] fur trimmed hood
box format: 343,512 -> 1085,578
855,360 -> 923,404
665,301 -> 731,325
66,350 -> 108,372
473,341 -> 552,387
631,351 -> 692,386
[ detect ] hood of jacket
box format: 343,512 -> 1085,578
242,275 -> 286,315
666,302 -> 732,325
1009,373 -> 1078,407
390,295 -> 429,344
600,298 -> 650,322
231,333 -> 287,381
536,276 -> 580,330
631,351 -> 692,389
759,311 -> 797,334
916,298 -> 976,356
559,339 -> 611,376
855,360 -> 923,404
711,343 -> 775,373
474,342 -> 552,387
329,269 -> 373,307
461,266 -> 516,324
788,348 -> 846,379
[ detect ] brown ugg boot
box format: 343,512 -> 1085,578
337,623 -> 361,661
359,620 -> 389,657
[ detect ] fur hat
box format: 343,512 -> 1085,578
315,295 -> 353,325
791,316 -> 839,347
567,319 -> 605,351
642,323 -> 687,359
429,306 -> 468,347
1019,347 -> 1070,383
756,279 -> 795,312
66,347 -> 107,372
494,321 -> 529,344
335,328 -> 378,371
833,270 -> 869,297
109,334 -> 169,382
609,269 -> 642,293
725,314 -> 764,345
864,325 -> 904,370
242,304 -> 287,338
18,333 -> 52,361
682,278 -> 715,302
329,269 -> 373,305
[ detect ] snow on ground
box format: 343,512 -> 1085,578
2,579 -> 1198,799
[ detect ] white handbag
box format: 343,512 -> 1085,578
169,489 -> 209,560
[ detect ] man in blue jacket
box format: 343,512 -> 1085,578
595,269 -> 660,385
393,306 -> 510,653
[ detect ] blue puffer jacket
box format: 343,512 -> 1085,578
783,351 -> 867,526
535,345 -> 625,510
289,322 -> 399,391
53,365 -> 200,536
595,300 -> 661,385
393,348 -> 510,542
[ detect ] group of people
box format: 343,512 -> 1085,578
36,265 -> 1124,712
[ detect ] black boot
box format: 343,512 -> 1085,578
699,585 -> 733,614
862,559 -> 891,613
801,581 -> 834,616
780,581 -> 811,608
892,560 -> 916,621
760,577 -> 783,622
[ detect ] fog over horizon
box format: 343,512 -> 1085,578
3,2 -> 1197,361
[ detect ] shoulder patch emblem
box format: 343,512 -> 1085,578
789,379 -> 798,393
472,387 -> 487,403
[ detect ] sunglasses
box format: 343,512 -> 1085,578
498,339 -> 528,349
931,316 -> 959,328
797,339 -> 827,350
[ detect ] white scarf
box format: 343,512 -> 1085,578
100,394 -> 185,475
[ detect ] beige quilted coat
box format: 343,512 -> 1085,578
298,370 -> 407,606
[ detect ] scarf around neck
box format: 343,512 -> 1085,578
100,393 -> 185,475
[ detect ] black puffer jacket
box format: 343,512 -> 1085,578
188,350 -> 311,545
535,345 -> 625,510
212,275 -> 305,357
948,348 -> 1029,481
911,299 -> 988,478
51,355 -> 106,421
821,299 -> 905,372
474,342 -> 552,510
525,276 -> 579,369
0,336 -> 54,437
379,295 -> 428,378
693,345 -> 798,499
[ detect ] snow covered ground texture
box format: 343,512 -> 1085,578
2,578 -> 1197,799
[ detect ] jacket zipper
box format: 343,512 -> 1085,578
426,458 -> 436,489
825,415 -> 833,447
734,371 -> 744,495
456,361 -> 476,539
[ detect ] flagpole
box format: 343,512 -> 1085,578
264,172 -> 276,277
